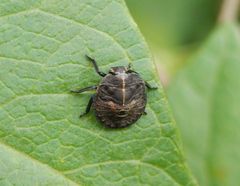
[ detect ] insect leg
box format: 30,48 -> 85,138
126,64 -> 139,74
70,85 -> 97,93
86,55 -> 106,77
80,95 -> 95,117
145,81 -> 158,89
127,69 -> 138,74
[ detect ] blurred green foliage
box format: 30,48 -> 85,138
126,0 -> 222,47
126,0 -> 222,76
168,24 -> 240,186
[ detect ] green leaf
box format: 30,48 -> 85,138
0,0 -> 196,185
168,24 -> 240,186
0,143 -> 77,186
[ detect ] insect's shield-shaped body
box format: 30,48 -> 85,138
94,66 -> 147,128
71,56 -> 156,128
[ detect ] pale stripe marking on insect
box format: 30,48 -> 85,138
122,76 -> 126,106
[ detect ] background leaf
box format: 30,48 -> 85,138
125,0 -> 222,79
126,0 -> 221,47
0,0 -> 196,185
168,24 -> 240,186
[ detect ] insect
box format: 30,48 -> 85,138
71,55 -> 157,128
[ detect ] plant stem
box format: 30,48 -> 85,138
218,0 -> 240,23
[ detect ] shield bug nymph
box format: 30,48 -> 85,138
71,55 -> 157,128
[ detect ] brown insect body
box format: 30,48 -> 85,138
94,67 -> 146,128
71,55 -> 157,129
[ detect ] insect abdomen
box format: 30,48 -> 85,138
94,99 -> 146,128
94,80 -> 146,128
